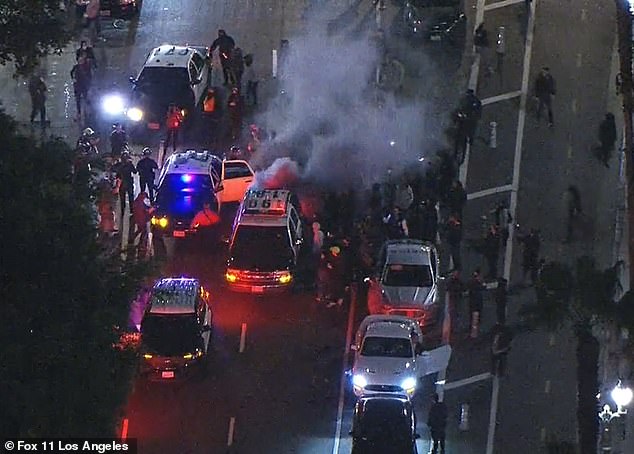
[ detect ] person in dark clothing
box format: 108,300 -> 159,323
474,23 -> 489,50
491,201 -> 512,244
110,123 -> 127,158
70,56 -> 93,118
452,110 -> 469,164
244,53 -> 258,106
28,74 -> 47,125
483,224 -> 501,279
230,47 -> 245,87
468,270 -> 485,337
75,40 -> 97,68
383,206 -> 408,239
137,148 -> 159,202
443,215 -> 462,271
165,104 -> 183,152
565,185 -> 582,242
114,153 -> 137,218
227,87 -> 243,140
446,180 -> 467,219
406,201 -> 424,241
517,228 -> 541,284
459,89 -> 482,144
491,323 -> 512,376
210,29 -> 236,86
421,199 -> 439,243
427,394 -> 448,454
447,270 -> 464,333
534,66 -> 556,127
495,277 -> 508,325
596,112 -> 617,167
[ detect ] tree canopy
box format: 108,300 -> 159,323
0,112 -> 149,437
0,0 -> 73,75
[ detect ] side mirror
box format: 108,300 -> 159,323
350,344 -> 358,351
201,325 -> 212,332
129,76 -> 136,84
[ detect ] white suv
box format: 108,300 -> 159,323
351,315 -> 451,397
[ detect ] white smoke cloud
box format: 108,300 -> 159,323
251,5 -> 447,190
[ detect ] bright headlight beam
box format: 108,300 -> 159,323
127,107 -> 143,122
102,94 -> 126,115
401,377 -> 417,391
352,374 -> 367,388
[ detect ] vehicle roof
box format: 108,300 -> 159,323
385,240 -> 432,266
364,321 -> 413,339
164,150 -> 220,175
148,277 -> 200,314
144,45 -> 204,68
241,189 -> 292,215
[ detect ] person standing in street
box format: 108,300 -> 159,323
517,228 -> 541,285
446,180 -> 467,220
165,104 -> 183,152
132,192 -> 154,255
210,29 -> 236,86
75,40 -> 97,68
84,0 -> 101,42
565,185 -> 582,242
383,206 -> 408,239
427,394 -> 447,454
443,214 -> 462,271
483,224 -> 501,279
495,277 -> 508,325
227,87 -> 244,140
110,122 -> 127,158
230,47 -> 244,87
491,323 -> 513,377
114,152 -> 137,219
137,148 -> 159,202
28,74 -> 47,126
460,89 -> 482,146
70,55 -> 93,120
468,269 -> 485,338
534,66 -> 556,127
595,112 -> 617,167
244,53 -> 259,106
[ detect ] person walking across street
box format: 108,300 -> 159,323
495,277 -> 508,325
468,270 -> 485,338
595,112 -> 617,167
517,228 -> 541,285
28,74 -> 47,126
534,66 -> 556,127
110,122 -> 127,158
427,393 -> 447,454
244,53 -> 259,106
443,214 -> 462,271
70,55 -> 93,120
114,152 -> 137,219
210,29 -> 236,86
460,89 -> 482,146
137,148 -> 159,202
491,323 -> 513,377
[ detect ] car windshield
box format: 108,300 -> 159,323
360,336 -> 413,358
141,314 -> 200,356
137,67 -> 190,87
384,264 -> 432,287
356,400 -> 411,443
230,225 -> 293,271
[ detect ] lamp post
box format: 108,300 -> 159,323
599,381 -> 633,452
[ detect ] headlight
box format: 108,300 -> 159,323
143,354 -> 153,359
127,107 -> 143,122
225,270 -> 238,282
102,94 -> 126,115
352,374 -> 367,388
151,216 -> 168,228
401,377 -> 417,393
278,272 -> 292,284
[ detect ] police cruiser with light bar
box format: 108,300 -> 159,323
225,189 -> 304,294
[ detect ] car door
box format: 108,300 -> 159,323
219,160 -> 254,204
190,52 -> 207,103
416,344 -> 452,378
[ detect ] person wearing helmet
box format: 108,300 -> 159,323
113,152 -> 137,220
210,29 -> 236,86
137,148 -> 159,202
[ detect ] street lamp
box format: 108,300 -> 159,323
599,381 -> 633,423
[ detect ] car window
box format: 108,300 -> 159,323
289,208 -> 299,228
191,53 -> 205,74
138,67 -> 189,88
384,264 -> 432,287
430,250 -> 437,276
360,336 -> 413,358
188,61 -> 198,82
224,161 -> 253,179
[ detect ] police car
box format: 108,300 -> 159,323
367,240 -> 442,333
151,150 -> 254,239
350,315 -> 451,397
140,277 -> 213,380
225,189 -> 304,293
107,45 -> 211,134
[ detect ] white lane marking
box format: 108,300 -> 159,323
484,0 -> 523,11
549,333 -> 556,346
581,9 -> 587,21
272,49 -> 278,78
502,0 -> 538,280
239,322 -> 247,353
482,90 -> 522,106
467,184 -> 514,201
572,99 -> 577,114
486,375 -> 500,454
544,380 -> 551,394
568,144 -> 573,159
332,284 -> 357,454
444,372 -> 492,390
227,417 -> 236,446
576,53 -> 583,68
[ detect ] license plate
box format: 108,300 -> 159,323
430,34 -> 441,41
173,230 -> 186,238
252,286 -> 264,294
100,10 -> 111,16
148,122 -> 161,130
161,371 -> 174,379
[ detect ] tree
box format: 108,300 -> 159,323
0,0 -> 73,76
0,111 -> 150,437
519,257 -> 623,454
